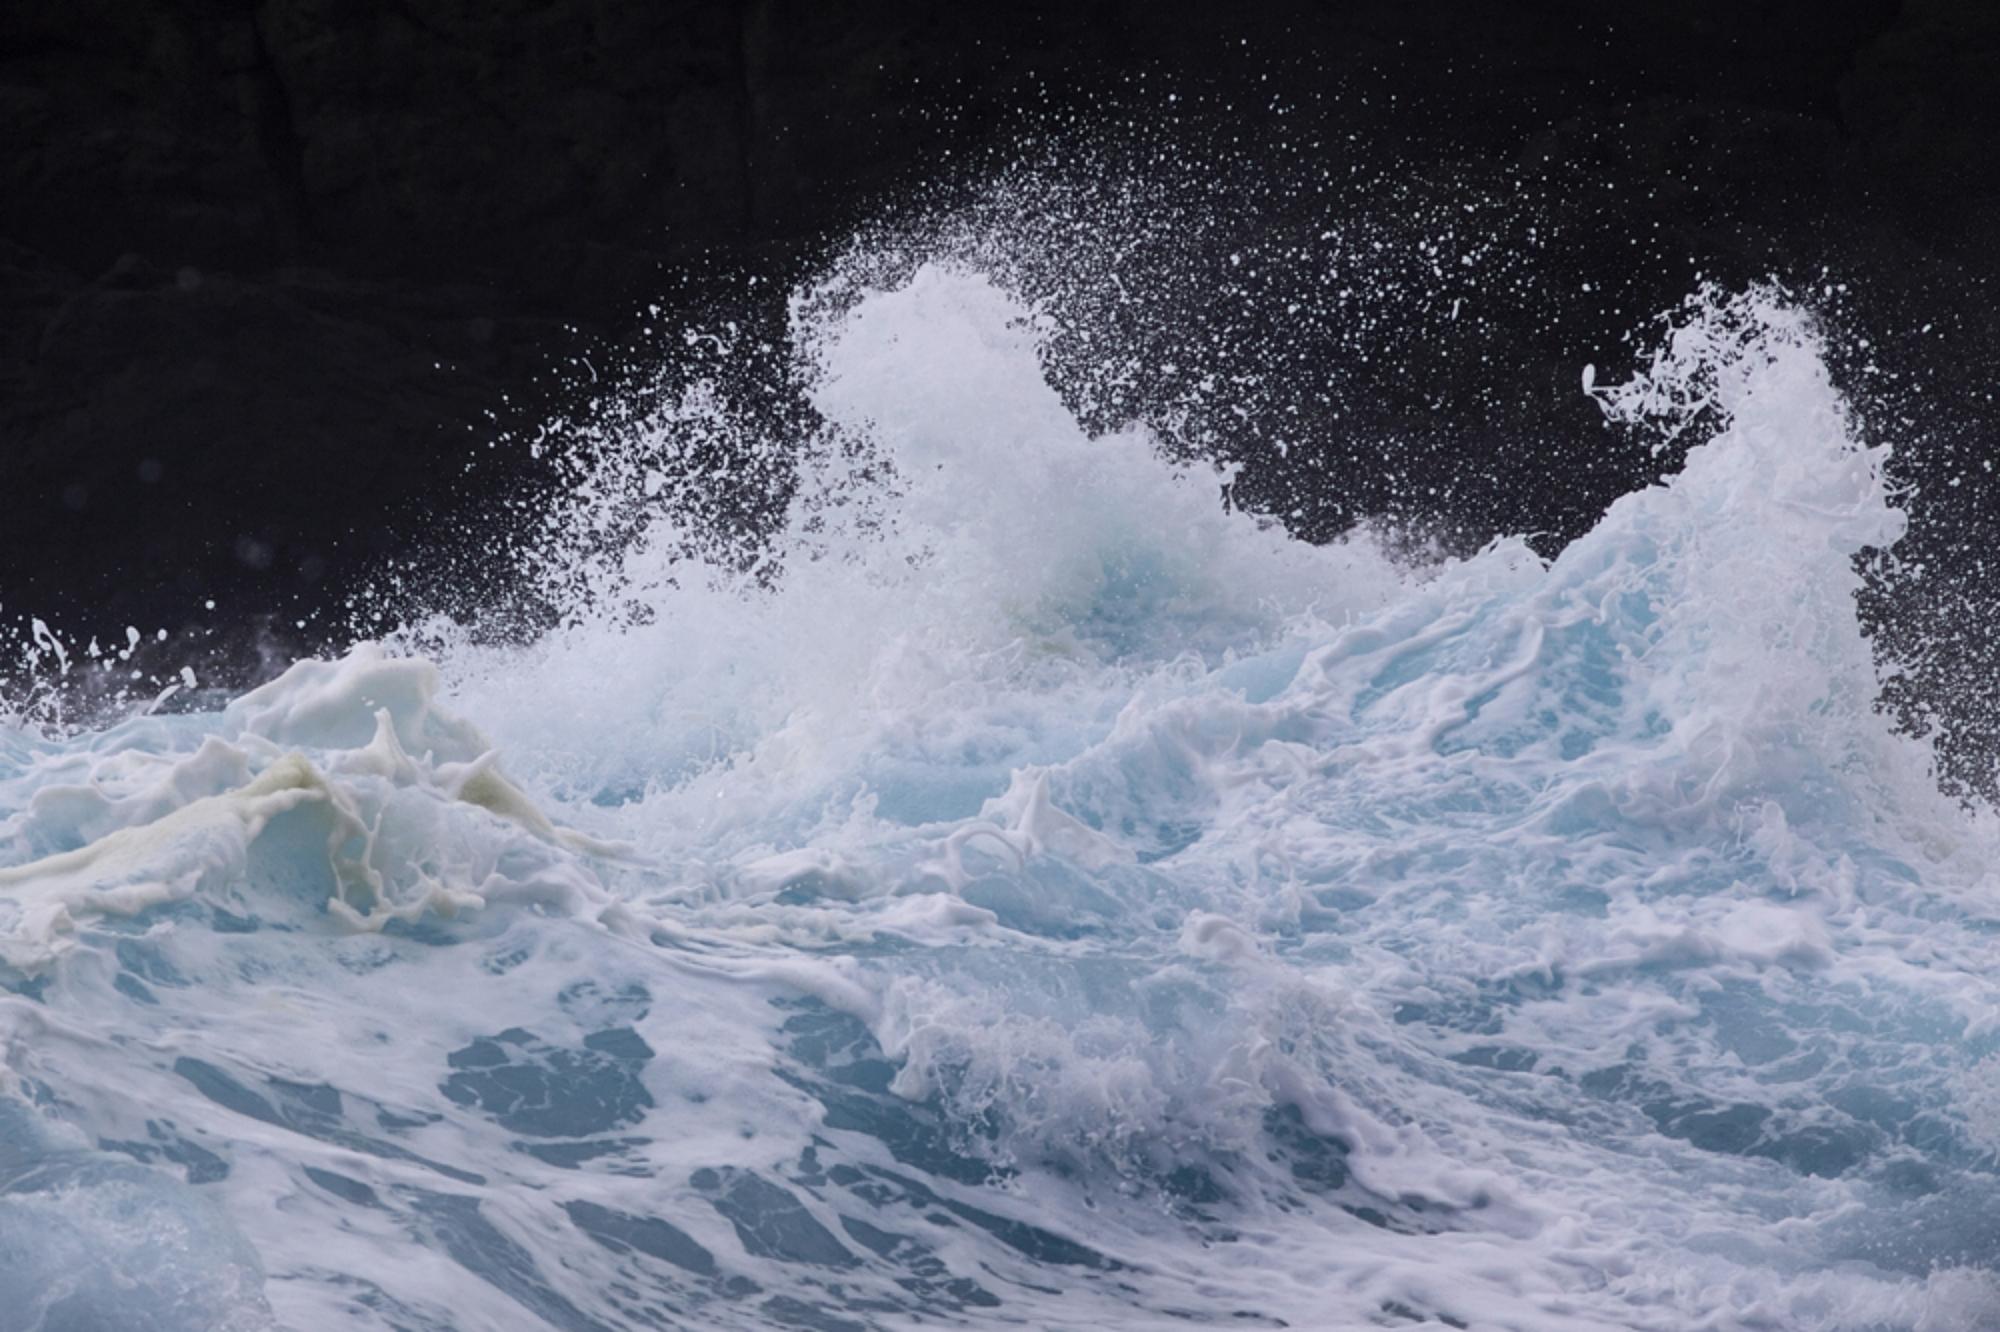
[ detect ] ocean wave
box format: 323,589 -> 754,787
1,259 -> 1994,1331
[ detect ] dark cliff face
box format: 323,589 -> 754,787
2,1 -> 1998,644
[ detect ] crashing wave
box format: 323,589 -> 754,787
2,264 -> 1995,1331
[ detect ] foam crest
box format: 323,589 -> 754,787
0,647 -> 612,969
419,266 -> 1405,844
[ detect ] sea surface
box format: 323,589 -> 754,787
3,258 -> 1998,1331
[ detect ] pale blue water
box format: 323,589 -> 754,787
1,269 -> 1996,1331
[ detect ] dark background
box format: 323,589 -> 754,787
5,0 -> 2000,778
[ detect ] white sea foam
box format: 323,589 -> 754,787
1,264 -> 1994,1331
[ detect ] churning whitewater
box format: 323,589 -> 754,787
3,262 -> 1998,1332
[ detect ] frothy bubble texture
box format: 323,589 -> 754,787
2,264 -> 1996,1332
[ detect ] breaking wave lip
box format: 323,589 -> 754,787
2,261 -> 1998,1332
